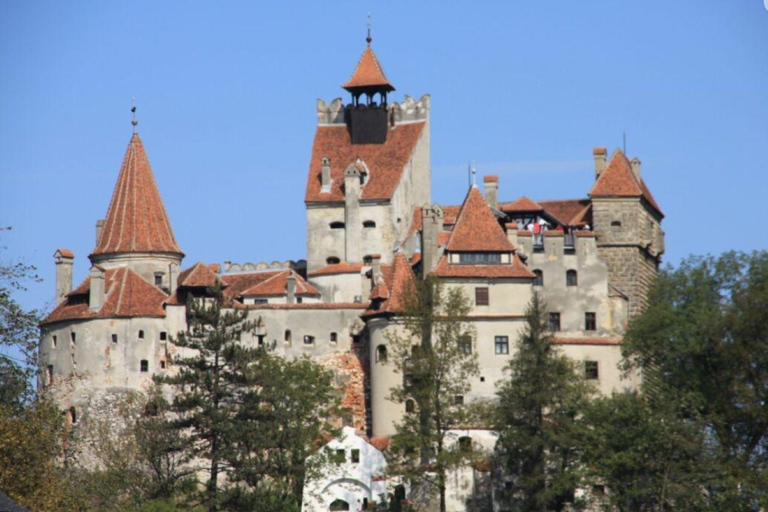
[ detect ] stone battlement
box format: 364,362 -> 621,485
317,94 -> 431,125
223,259 -> 307,274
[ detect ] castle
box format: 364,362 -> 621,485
39,37 -> 664,511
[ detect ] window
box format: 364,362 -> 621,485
376,344 -> 388,363
405,399 -> 415,413
549,312 -> 561,331
160,331 -> 167,341
303,335 -> 315,345
330,221 -> 345,229
363,220 -> 376,228
458,436 -> 472,453
256,334 -> 265,347
495,336 -> 509,355
475,287 -> 489,306
46,365 -> 53,386
454,395 -> 464,406
351,449 -> 360,463
611,220 -> 622,229
138,330 -> 145,339
69,407 -> 77,425
330,332 -> 338,343
140,360 -> 149,372
254,298 -> 268,304
335,449 -> 346,463
326,256 -> 340,265
52,335 -> 57,348
363,255 -> 373,264
160,360 -> 167,369
329,500 -> 350,511
585,312 -> 596,331
297,297 -> 303,304
285,330 -> 292,343
70,332 -> 76,344
154,274 -> 163,286
533,270 -> 543,286
585,361 -> 599,380
459,336 -> 472,355
352,334 -> 362,345
459,253 -> 502,264
566,269 -> 578,286
112,334 -> 118,344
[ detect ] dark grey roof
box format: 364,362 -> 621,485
0,492 -> 32,512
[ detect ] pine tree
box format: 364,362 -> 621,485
495,292 -> 593,512
385,277 -> 480,512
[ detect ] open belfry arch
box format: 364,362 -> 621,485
39,27 -> 663,512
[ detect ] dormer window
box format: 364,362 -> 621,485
458,253 -> 502,264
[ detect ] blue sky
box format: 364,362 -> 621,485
1,0 -> 767,321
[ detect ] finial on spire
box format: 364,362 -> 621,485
366,12 -> 372,45
131,98 -> 138,134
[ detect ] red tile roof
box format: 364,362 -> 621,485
304,122 -> 425,203
482,175 -> 498,183
446,187 -> 514,253
55,248 -> 74,258
537,199 -> 591,225
240,269 -> 320,297
589,149 -> 663,217
220,272 -> 277,299
405,205 -> 460,241
91,134 -> 183,257
498,195 -> 544,212
342,46 -> 395,92
365,253 -> 417,315
593,147 -> 607,155
308,262 -> 365,277
178,262 -> 221,288
42,267 -> 167,325
432,253 -> 535,279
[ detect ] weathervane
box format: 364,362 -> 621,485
366,13 -> 372,45
468,162 -> 477,188
131,98 -> 138,134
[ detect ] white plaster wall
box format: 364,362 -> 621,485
310,272 -> 369,304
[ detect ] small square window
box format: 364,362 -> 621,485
330,332 -> 338,343
351,449 -> 360,463
480,376 -> 485,382
459,336 -> 472,355
533,270 -> 543,286
454,395 -> 464,406
160,331 -> 167,341
256,334 -> 265,347
154,274 -> 163,286
112,334 -> 118,344
336,449 -> 346,463
549,312 -> 561,331
495,336 -> 509,355
585,312 -> 596,331
585,361 -> 599,380
475,287 -> 489,306
138,330 -> 145,339
160,360 -> 166,369
297,297 -> 303,304
140,360 -> 149,372
566,270 -> 578,286
303,335 -> 315,345
405,399 -> 415,413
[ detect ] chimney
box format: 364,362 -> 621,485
168,262 -> 179,292
483,175 -> 499,209
593,147 -> 607,180
321,157 -> 331,190
286,272 -> 296,304
631,157 -> 642,181
88,265 -> 105,311
95,219 -> 105,245
54,249 -> 74,305
420,204 -> 444,279
505,223 -> 519,249
344,162 -> 362,263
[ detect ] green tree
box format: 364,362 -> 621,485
621,251 -> 768,509
385,277 -> 480,512
494,292 -> 593,512
155,288 -> 260,512
0,227 -> 43,412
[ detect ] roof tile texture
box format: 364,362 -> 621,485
342,46 -> 394,91
91,134 -> 183,257
446,187 -> 514,252
589,149 -> 663,216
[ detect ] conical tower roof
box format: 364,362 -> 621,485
91,134 -> 183,257
343,46 -> 395,92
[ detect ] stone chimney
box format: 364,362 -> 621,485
321,157 -> 331,191
483,175 -> 499,209
631,157 -> 641,181
89,265 -> 105,311
95,219 -> 105,245
168,262 -> 179,292
421,204 -> 444,279
344,162 -> 362,263
286,272 -> 296,304
54,249 -> 74,305
593,147 -> 607,180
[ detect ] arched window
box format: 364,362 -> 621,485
458,436 -> 472,452
363,220 -> 376,228
611,220 -> 622,229
566,269 -> 578,286
376,344 -> 388,363
330,221 -> 345,229
405,399 -> 415,413
326,257 -> 340,265
284,330 -> 292,343
330,499 -> 350,511
533,269 -> 544,286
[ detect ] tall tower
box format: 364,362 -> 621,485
590,148 -> 664,318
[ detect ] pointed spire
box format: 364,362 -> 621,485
131,98 -> 138,134
343,44 -> 395,93
366,12 -> 372,46
91,133 -> 183,258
